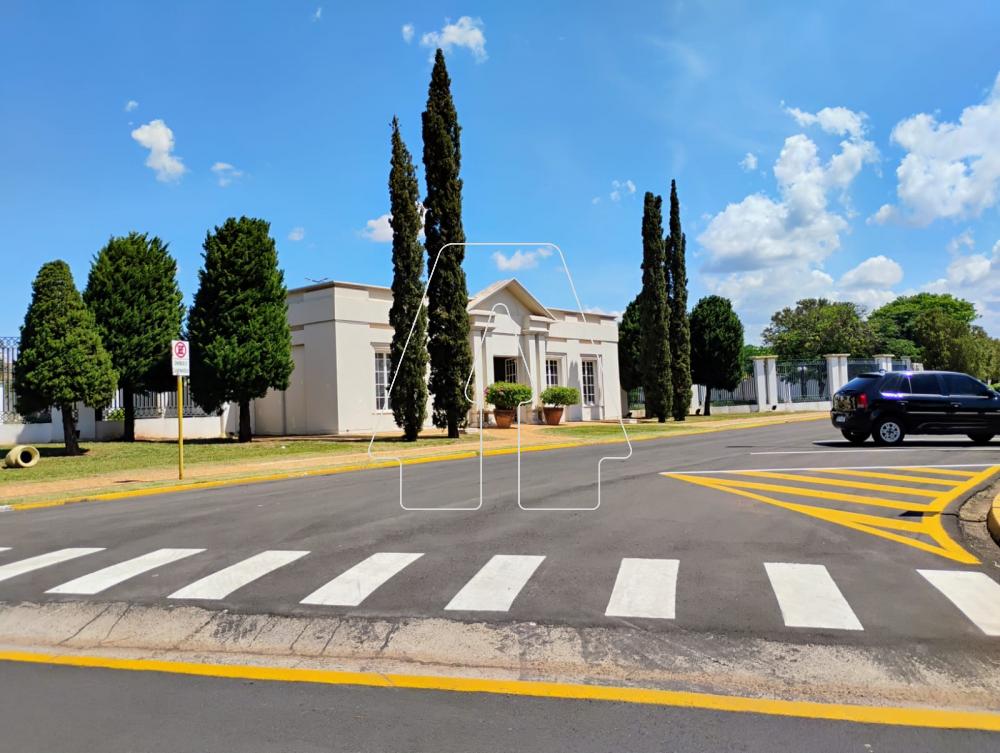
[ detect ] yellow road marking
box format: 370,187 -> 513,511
2,649 -> 999,732
733,470 -> 940,498
815,469 -> 960,487
898,466 -> 977,478
693,476 -> 930,511
663,465 -> 1000,564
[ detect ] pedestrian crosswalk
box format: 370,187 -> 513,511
1,545 -> 999,637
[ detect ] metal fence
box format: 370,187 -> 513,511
847,358 -> 879,380
776,359 -> 829,402
627,387 -> 645,413
697,375 -> 757,407
2,336 -> 208,423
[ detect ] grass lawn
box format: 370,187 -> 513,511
543,412 -> 821,439
0,435 -> 470,486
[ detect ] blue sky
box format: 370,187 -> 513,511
2,1 -> 999,341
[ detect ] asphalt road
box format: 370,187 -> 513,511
2,661 -> 995,753
1,420 -> 998,645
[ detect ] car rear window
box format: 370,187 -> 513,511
842,375 -> 878,392
909,373 -> 943,395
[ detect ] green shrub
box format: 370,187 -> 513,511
540,386 -> 580,406
486,381 -> 532,410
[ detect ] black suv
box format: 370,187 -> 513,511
830,370 -> 1000,446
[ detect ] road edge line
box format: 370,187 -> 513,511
1,648 -> 999,731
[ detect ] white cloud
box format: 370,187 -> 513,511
124,99 -> 138,112
609,179 -> 636,202
784,105 -> 868,139
210,161 -> 243,187
868,203 -> 897,225
421,16 -> 487,62
591,196 -> 601,205
492,247 -> 553,272
402,23 -> 415,43
872,72 -> 1000,225
739,152 -> 758,171
360,203 -> 426,242
130,119 -> 186,182
838,255 -> 903,289
312,7 -> 322,22
923,233 -> 1000,333
288,227 -> 305,242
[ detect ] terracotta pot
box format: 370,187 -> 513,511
494,408 -> 515,428
543,406 -> 563,426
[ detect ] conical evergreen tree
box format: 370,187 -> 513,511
388,117 -> 429,441
639,192 -> 672,421
84,232 -> 184,441
14,260 -> 117,455
422,48 -> 473,438
188,217 -> 293,442
666,180 -> 692,420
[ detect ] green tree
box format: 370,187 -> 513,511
188,217 -> 293,442
740,343 -> 773,375
83,232 -> 184,441
14,261 -> 117,455
617,294 -> 642,392
639,192 -> 672,421
762,298 -> 874,360
913,310 -> 998,377
422,48 -> 473,438
869,293 -> 978,360
690,296 -> 744,417
388,117 -> 429,441
666,180 -> 691,421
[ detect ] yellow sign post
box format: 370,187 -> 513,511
171,340 -> 190,481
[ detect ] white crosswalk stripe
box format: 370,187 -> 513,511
764,562 -> 863,630
300,552 -> 423,606
605,558 -> 678,619
0,548 -> 9,553
445,554 -> 545,612
170,550 -> 310,600
918,570 -> 1000,636
0,548 -> 104,584
46,548 -> 204,595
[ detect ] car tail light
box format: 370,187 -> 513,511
857,393 -> 868,410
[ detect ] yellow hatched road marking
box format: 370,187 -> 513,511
732,470 -> 941,498
897,466 -> 977,478
814,469 -> 959,487
697,476 -> 931,511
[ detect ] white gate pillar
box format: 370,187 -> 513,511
873,353 -> 894,372
825,354 -> 848,395
752,356 -> 768,411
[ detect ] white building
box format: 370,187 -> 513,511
254,278 -> 623,435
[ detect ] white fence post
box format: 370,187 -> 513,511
873,353 -> 894,372
825,354 -> 847,396
752,356 -> 768,411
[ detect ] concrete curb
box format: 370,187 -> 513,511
987,489 -> 1000,546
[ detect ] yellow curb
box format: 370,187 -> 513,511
1,649 -> 999,731
3,413 -> 824,512
988,489 -> 1000,546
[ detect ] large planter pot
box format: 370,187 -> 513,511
494,408 -> 515,428
543,406 -> 563,426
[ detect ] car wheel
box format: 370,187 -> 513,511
841,429 -> 869,445
873,417 -> 905,446
968,433 -> 995,445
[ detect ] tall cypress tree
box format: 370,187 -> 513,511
639,192 -> 672,422
188,217 -> 293,442
388,117 -> 428,441
667,180 -> 692,420
84,232 -> 184,441
14,261 -> 117,455
422,48 -> 473,438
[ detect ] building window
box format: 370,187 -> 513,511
581,359 -> 597,405
374,351 -> 391,410
545,359 -> 559,387
504,357 -> 517,383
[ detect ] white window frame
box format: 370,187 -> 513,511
545,358 -> 560,388
581,358 -> 598,406
504,357 -> 517,383
374,349 -> 392,412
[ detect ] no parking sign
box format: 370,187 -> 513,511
171,340 -> 190,376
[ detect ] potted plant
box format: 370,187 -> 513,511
540,386 -> 580,426
486,381 -> 533,428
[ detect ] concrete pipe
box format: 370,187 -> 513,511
4,445 -> 40,469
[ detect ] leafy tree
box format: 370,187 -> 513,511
741,343 -> 773,375
83,232 -> 184,441
14,260 -> 117,455
762,298 -> 874,360
422,48 -> 473,438
188,217 -> 293,442
387,117 -> 429,441
617,294 -> 642,392
639,192 -> 672,421
690,296 -> 744,417
870,293 -> 978,361
666,180 -> 692,421
914,311 -> 998,378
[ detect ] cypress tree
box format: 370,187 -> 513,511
14,260 -> 117,455
388,117 -> 429,441
188,217 -> 293,442
422,48 -> 473,438
639,192 -> 672,422
667,180 -> 692,421
83,232 -> 184,441
690,295 -> 744,417
617,294 -> 642,393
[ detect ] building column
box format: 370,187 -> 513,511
752,356 -> 768,411
873,353 -> 894,372
472,328 -> 485,412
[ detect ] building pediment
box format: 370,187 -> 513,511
467,278 -> 557,324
